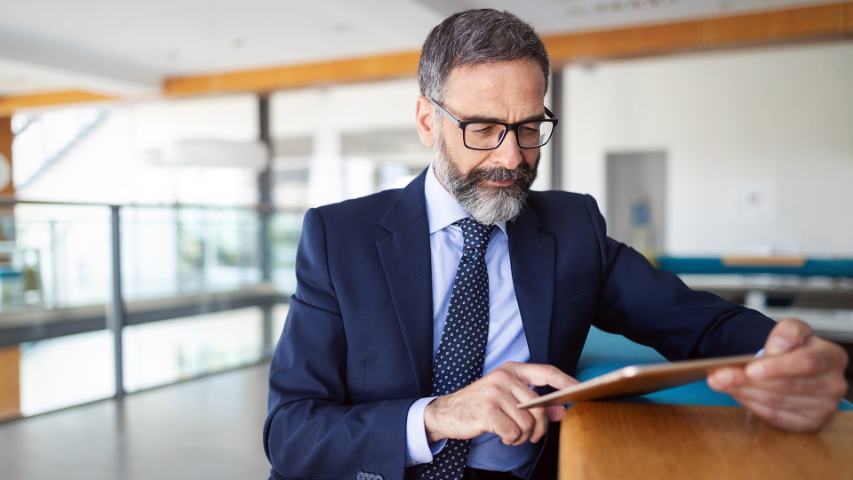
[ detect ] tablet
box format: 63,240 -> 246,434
517,354 -> 756,409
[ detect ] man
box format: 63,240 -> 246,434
264,9 -> 848,480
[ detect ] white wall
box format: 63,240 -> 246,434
564,42 -> 853,256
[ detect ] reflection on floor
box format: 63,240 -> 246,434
0,363 -> 272,480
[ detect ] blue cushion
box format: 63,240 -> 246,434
578,327 -> 665,371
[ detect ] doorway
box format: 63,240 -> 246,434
605,151 -> 667,257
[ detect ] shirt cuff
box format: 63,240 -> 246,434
756,348 -> 765,357
405,396 -> 447,466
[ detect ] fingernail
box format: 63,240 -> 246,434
715,369 -> 733,387
766,337 -> 791,355
746,362 -> 765,379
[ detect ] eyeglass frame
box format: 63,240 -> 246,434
428,97 -> 559,151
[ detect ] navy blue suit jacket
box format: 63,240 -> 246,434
264,170 -> 774,480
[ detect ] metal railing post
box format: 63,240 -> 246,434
108,205 -> 126,398
258,94 -> 275,357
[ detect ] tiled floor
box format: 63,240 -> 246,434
0,363 -> 272,480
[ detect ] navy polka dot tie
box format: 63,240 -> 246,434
421,218 -> 495,480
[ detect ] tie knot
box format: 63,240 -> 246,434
454,218 -> 494,259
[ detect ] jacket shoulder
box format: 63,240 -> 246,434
527,190 -> 599,218
310,188 -> 403,230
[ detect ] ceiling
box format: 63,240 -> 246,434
0,0 -> 838,97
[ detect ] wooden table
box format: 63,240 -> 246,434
559,403 -> 853,479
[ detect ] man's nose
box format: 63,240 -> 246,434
490,128 -> 524,170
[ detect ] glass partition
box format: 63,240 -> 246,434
121,206 -> 262,301
2,204 -> 110,312
123,307 -> 264,393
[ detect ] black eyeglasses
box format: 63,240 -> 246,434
429,97 -> 558,151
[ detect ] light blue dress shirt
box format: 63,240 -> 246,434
405,164 -> 539,476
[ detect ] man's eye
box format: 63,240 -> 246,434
471,124 -> 496,134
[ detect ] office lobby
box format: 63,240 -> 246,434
1,1 -> 852,478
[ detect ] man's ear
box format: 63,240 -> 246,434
415,96 -> 436,148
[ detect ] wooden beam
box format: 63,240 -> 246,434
162,2 -> 852,96
0,90 -> 116,117
0,116 -> 12,197
544,1 -> 853,64
0,121 -> 16,421
163,50 -> 421,96
0,346 -> 21,421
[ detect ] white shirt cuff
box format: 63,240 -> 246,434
405,396 -> 447,466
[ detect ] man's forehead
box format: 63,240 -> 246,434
443,60 -> 546,110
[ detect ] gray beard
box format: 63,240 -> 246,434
432,135 -> 538,226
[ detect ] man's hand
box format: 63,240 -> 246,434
424,362 -> 577,446
708,318 -> 849,432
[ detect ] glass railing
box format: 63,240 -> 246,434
1,203 -> 111,312
0,199 -> 303,418
121,206 -> 263,301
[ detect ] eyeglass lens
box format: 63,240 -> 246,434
464,121 -> 554,149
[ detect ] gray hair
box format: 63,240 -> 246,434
418,9 -> 550,102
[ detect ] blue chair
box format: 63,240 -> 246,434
577,326 -> 853,410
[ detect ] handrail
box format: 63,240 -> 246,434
10,117 -> 36,136
0,196 -> 301,214
16,112 -> 109,191
0,284 -> 287,347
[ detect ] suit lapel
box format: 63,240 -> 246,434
376,170 -> 434,396
507,203 -> 555,365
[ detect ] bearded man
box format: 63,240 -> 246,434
264,9 -> 848,480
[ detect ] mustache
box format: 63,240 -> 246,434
465,163 -> 536,186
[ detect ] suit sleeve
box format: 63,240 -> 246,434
583,195 -> 775,360
263,208 -> 416,480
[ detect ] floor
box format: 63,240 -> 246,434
0,363 -> 273,480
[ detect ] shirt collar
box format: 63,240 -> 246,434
424,162 -> 507,235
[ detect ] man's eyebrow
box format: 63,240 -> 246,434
461,111 -> 547,124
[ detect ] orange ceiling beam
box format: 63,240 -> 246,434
0,90 -> 116,117
163,1 -> 853,96
163,50 -> 421,96
543,0 -> 853,62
